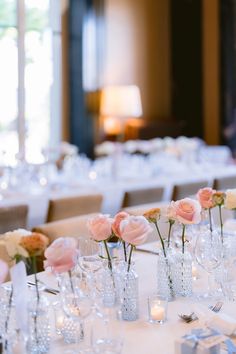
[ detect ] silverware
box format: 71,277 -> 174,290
179,301 -> 223,323
209,301 -> 223,313
179,312 -> 198,323
27,281 -> 59,295
135,248 -> 159,255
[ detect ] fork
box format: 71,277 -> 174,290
209,301 -> 223,313
179,301 -> 223,323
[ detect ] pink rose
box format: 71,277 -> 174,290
44,237 -> 78,273
119,215 -> 153,246
165,204 -> 177,221
112,211 -> 129,237
87,214 -> 113,241
0,260 -> 8,284
197,187 -> 216,209
172,198 -> 201,225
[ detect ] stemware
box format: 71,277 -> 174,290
60,272 -> 93,353
78,237 -> 103,274
194,229 -> 223,299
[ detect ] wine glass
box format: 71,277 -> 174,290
78,237 -> 103,274
60,272 -> 93,353
195,229 -> 223,299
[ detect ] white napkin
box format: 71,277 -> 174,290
193,304 -> 236,336
206,313 -> 236,336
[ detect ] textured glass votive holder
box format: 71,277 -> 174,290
53,302 -> 65,335
147,295 -> 168,324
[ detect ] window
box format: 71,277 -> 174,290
0,0 -> 61,164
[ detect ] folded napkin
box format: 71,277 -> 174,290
193,305 -> 236,336
206,314 -> 236,336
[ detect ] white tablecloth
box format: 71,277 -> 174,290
34,250 -> 236,354
1,165 -> 236,229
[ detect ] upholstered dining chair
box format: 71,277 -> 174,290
171,180 -> 209,201
33,213 -> 99,243
0,204 -> 28,234
121,186 -> 165,208
213,175 -> 236,190
46,194 -> 103,222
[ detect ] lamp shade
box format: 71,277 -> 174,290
100,85 -> 142,118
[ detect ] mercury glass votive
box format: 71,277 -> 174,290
147,295 -> 168,324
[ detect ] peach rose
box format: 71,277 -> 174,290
20,232 -> 49,257
112,211 -> 129,238
212,191 -> 225,206
0,260 -> 8,284
197,187 -> 216,209
119,215 -> 153,246
143,208 -> 161,223
44,237 -> 78,273
172,198 -> 201,225
87,214 -> 113,241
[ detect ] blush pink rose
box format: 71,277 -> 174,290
112,212 -> 129,238
44,237 -> 78,273
0,260 -> 8,284
87,214 -> 113,241
197,187 -> 216,209
119,215 -> 153,246
172,198 -> 201,225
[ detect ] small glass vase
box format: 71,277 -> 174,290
101,260 -> 125,308
157,251 -> 175,301
27,287 -> 51,354
0,287 -> 17,354
172,251 -> 192,297
120,264 -> 139,321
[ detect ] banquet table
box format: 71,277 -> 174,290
31,248 -> 236,354
1,164 -> 236,229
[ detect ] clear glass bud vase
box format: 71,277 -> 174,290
0,287 -> 17,354
27,287 -> 51,354
157,251 -> 175,301
120,264 -> 139,321
102,260 -> 125,308
172,251 -> 192,297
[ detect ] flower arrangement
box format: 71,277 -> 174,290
0,259 -> 8,284
87,213 -> 152,271
0,229 -> 49,350
197,187 -> 236,243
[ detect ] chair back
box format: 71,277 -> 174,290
33,213 -> 98,243
46,194 -> 103,222
0,204 -> 28,234
122,187 -> 164,208
172,180 -> 209,201
213,175 -> 236,190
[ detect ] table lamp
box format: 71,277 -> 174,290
100,85 -> 143,140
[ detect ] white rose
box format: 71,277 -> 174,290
225,189 -> 236,210
0,229 -> 30,258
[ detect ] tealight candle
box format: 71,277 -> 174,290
150,305 -> 165,321
148,295 -> 168,324
56,315 -> 64,330
192,264 -> 198,280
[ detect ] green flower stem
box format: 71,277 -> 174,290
154,221 -> 166,257
123,241 -> 127,262
4,286 -> 13,352
127,245 -> 134,272
208,208 -> 213,233
219,205 -> 224,244
181,224 -> 186,254
32,256 -> 39,346
103,240 -> 112,270
167,221 -> 173,248
68,270 -> 75,294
